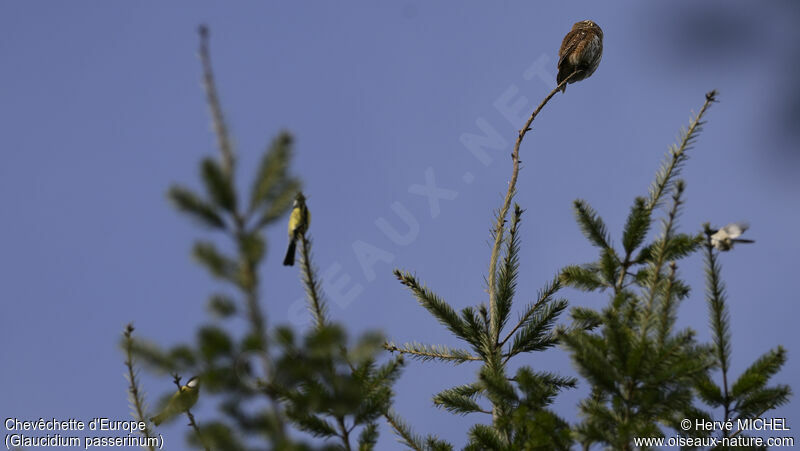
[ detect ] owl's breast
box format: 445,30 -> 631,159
581,35 -> 602,65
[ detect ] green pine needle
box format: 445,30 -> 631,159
168,185 -> 226,229
201,157 -> 237,212
621,197 -> 651,255
646,91 -> 717,212
731,346 -> 788,399
393,270 -> 469,342
493,204 -> 523,340
193,241 -> 239,283
383,342 -> 480,364
572,199 -> 612,250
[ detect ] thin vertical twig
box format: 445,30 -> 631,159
297,231 -> 357,450
336,416 -> 353,451
196,25 -> 288,443
703,225 -> 732,426
487,73 -> 577,341
123,324 -> 156,451
485,73 -> 576,429
614,91 -> 717,295
645,90 -> 717,213
198,25 -> 235,178
299,233 -> 328,329
640,181 -> 685,337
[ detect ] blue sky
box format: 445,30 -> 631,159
1,2 -> 798,449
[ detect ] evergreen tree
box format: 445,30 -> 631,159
692,224 -> 791,449
122,26 -> 402,451
559,91 -> 792,450
559,92 -> 719,449
119,24 -> 793,451
385,76 -> 584,450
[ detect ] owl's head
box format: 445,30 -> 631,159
574,20 -> 603,36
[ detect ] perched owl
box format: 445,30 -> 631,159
557,20 -> 603,92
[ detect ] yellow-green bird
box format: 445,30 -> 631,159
283,192 -> 310,266
150,376 -> 200,426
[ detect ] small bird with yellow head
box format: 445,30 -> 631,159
283,192 -> 310,266
150,376 -> 200,426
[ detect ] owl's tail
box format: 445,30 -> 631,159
556,73 -> 567,93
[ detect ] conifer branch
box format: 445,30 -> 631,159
384,410 -> 426,451
291,229 -> 361,451
646,90 -> 717,212
729,380 -> 791,436
655,262 -> 679,347
384,342 -> 481,364
516,369 -> 578,391
505,297 -> 567,362
122,324 -> 156,451
616,90 -> 717,294
499,276 -> 561,348
487,73 -> 577,340
299,233 -> 328,329
621,197 -> 650,256
433,386 -> 491,415
198,25 -> 235,178
572,200 -> 613,251
336,417 -> 353,451
201,157 -> 237,212
703,223 -> 733,420
196,25 -> 287,442
731,347 -> 787,399
560,264 -> 607,291
460,306 -> 492,359
236,229 -> 287,442
616,197 -> 651,292
193,241 -> 239,281
567,306 -> 604,331
492,204 -> 522,342
469,423 -> 506,449
641,180 -> 685,336
291,214 -> 404,451
168,186 -> 227,230
185,410 -> 208,451
393,270 -> 468,341
287,411 -> 338,438
248,132 -> 301,220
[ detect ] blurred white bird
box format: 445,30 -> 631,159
710,222 -> 755,251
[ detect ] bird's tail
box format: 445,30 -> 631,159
283,239 -> 297,266
556,69 -> 568,93
733,239 -> 755,244
557,76 -> 567,93
150,413 -> 165,426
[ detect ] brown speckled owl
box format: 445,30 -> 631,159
557,20 -> 603,92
